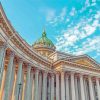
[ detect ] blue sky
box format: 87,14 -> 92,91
1,0 -> 100,63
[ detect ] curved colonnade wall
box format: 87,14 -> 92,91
0,3 -> 100,100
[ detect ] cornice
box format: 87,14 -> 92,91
62,55 -> 100,68
53,60 -> 100,73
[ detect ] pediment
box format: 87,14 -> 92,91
65,55 -> 100,68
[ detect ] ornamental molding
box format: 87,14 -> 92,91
63,55 -> 100,68
53,60 -> 100,73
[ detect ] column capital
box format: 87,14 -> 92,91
27,64 -> 31,71
18,58 -> 23,63
51,73 -> 55,78
9,51 -> 15,57
27,63 -> 31,67
0,42 -> 7,48
66,72 -> 70,77
70,71 -> 75,74
56,71 -> 60,75
35,68 -> 39,73
42,70 -> 48,75
61,71 -> 65,75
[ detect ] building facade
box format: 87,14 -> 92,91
0,3 -> 100,100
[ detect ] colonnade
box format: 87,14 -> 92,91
0,44 -> 100,100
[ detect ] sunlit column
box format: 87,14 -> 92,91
38,72 -> 42,100
0,43 -> 6,88
34,69 -> 39,100
66,74 -> 70,100
22,72 -> 26,100
30,72 -> 33,100
61,71 -> 65,100
25,65 -> 31,100
71,72 -> 76,100
0,69 -> 6,100
83,78 -> 88,100
14,58 -> 23,100
51,73 -> 55,100
88,76 -> 95,100
79,74 -> 85,100
96,78 -> 100,100
56,73 -> 60,100
32,73 -> 35,100
9,63 -> 16,100
48,75 -> 51,100
3,51 -> 15,100
11,72 -> 17,100
75,76 -> 78,100
42,71 -> 47,100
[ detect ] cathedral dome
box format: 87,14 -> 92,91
33,30 -> 56,50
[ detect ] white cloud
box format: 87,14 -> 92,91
46,7 -> 67,26
73,36 -> 100,55
79,0 -> 97,13
45,9 -> 56,21
60,7 -> 66,21
70,7 -> 77,16
56,11 -> 100,56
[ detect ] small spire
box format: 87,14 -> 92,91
42,28 -> 46,37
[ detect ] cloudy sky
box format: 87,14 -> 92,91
1,0 -> 100,63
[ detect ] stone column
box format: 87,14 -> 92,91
61,72 -> 65,100
3,51 -> 15,100
14,58 -> 23,100
34,69 -> 39,100
75,76 -> 78,100
88,76 -> 95,100
0,44 -> 6,88
79,74 -> 85,100
25,65 -> 31,100
56,73 -> 60,100
30,72 -> 33,100
9,63 -> 16,99
66,74 -> 70,100
96,78 -> 100,100
38,72 -> 42,100
83,78 -> 88,100
48,75 -> 51,100
42,71 -> 47,100
51,73 -> 55,100
32,73 -> 35,100
71,72 -> 76,100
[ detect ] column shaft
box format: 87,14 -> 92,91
80,75 -> 85,100
34,69 -> 39,100
25,65 -> 31,100
42,72 -> 47,100
15,59 -> 23,100
66,75 -> 70,100
30,72 -> 33,100
88,77 -> 95,100
56,73 -> 60,100
96,78 -> 100,100
38,73 -> 42,100
48,76 -> 51,100
3,52 -> 14,100
0,44 -> 6,88
71,72 -> 76,100
61,72 -> 65,100
51,74 -> 55,100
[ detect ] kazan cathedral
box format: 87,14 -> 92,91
0,3 -> 100,100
